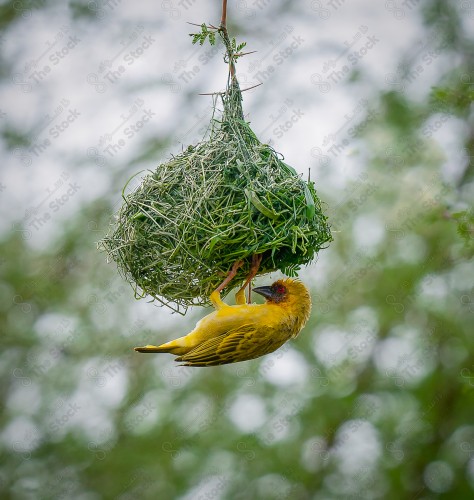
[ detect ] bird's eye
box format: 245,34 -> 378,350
274,284 -> 287,295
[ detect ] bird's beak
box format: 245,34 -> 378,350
253,285 -> 274,300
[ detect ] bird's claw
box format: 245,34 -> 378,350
215,259 -> 244,293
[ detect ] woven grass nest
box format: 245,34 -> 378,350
100,27 -> 331,314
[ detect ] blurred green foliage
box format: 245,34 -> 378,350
1,0 -> 473,499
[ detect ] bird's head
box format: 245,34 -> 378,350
253,278 -> 312,333
253,278 -> 311,306
253,280 -> 291,303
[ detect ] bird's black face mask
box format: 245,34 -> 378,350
253,283 -> 288,303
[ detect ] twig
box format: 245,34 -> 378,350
235,51 -> 257,57
240,83 -> 263,92
221,0 -> 227,27
199,83 -> 262,96
187,22 -> 218,30
219,0 -> 235,79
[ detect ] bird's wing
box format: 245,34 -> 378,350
175,324 -> 282,367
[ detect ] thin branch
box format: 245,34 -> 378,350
240,83 -> 263,92
199,90 -> 226,96
219,0 -> 235,79
221,0 -> 227,27
198,83 -> 262,96
187,22 -> 218,30
234,50 -> 257,57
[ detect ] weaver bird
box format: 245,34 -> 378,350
134,277 -> 311,366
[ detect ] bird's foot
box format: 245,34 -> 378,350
211,259 -> 244,309
237,253 -> 263,303
215,259 -> 244,293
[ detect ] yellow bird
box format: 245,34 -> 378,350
134,277 -> 311,366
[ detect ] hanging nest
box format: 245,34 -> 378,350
99,25 -> 332,314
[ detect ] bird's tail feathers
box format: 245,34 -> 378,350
134,338 -> 187,354
134,344 -> 170,353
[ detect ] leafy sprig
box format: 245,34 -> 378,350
189,24 -> 247,61
190,23 -> 217,46
231,37 -> 247,55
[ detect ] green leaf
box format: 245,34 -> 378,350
131,211 -> 146,221
244,189 -> 280,220
281,262 -> 301,277
304,184 -> 316,220
281,161 -> 298,176
207,234 -> 221,253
